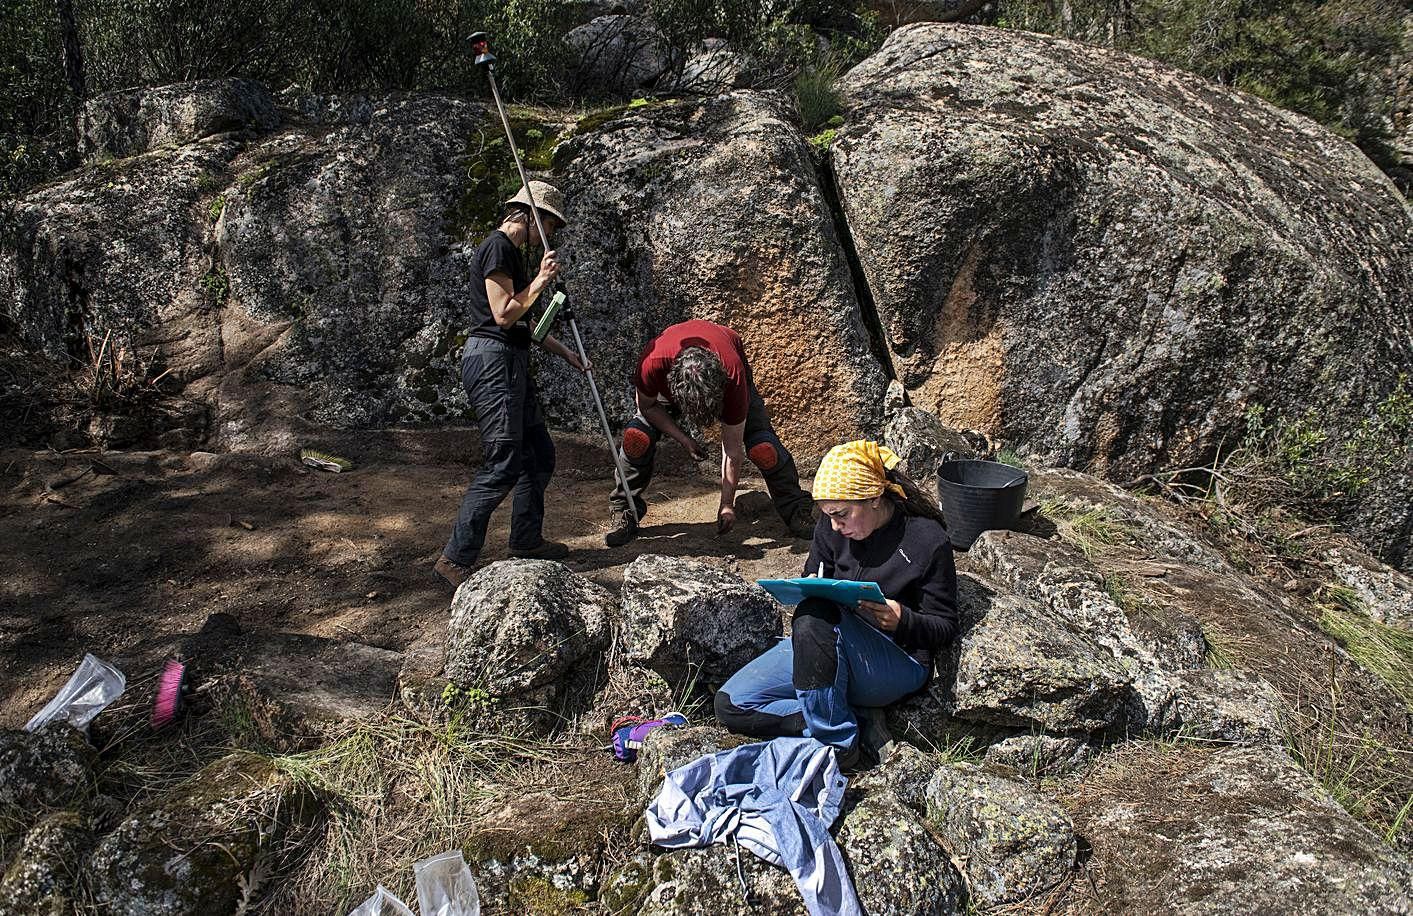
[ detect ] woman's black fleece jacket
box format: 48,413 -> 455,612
804,507 -> 959,671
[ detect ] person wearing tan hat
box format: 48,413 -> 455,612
713,441 -> 958,770
435,181 -> 587,587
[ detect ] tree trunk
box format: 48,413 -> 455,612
56,0 -> 86,100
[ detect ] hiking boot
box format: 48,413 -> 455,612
433,555 -> 473,588
785,504 -> 817,540
857,706 -> 896,766
604,508 -> 639,548
509,539 -> 570,560
835,739 -> 866,775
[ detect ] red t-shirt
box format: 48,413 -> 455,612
633,320 -> 751,425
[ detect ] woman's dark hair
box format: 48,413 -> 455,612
885,466 -> 947,527
496,203 -> 561,239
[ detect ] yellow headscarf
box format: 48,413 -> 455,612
811,440 -> 907,502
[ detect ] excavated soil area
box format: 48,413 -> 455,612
0,429 -> 812,727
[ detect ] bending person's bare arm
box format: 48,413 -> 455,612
717,420 -> 745,534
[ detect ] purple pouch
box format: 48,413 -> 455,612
612,712 -> 688,762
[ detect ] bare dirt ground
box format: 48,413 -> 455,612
0,429 -> 813,729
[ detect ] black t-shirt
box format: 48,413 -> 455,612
466,230 -> 531,349
805,508 -> 958,671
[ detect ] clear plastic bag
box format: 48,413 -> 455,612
25,653 -> 126,733
346,885 -> 415,916
414,850 -> 481,916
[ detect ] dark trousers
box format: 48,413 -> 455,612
444,338 -> 555,565
609,382 -> 811,522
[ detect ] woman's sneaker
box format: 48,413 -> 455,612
605,509 -> 639,547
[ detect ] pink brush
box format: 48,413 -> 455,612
151,659 -> 187,728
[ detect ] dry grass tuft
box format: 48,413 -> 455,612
258,712 -> 631,912
1038,499 -> 1139,557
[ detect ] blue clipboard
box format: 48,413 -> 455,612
756,577 -> 886,607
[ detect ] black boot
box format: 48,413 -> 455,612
605,508 -> 639,547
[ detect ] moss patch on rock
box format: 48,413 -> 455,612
508,875 -> 590,914
446,109 -> 561,241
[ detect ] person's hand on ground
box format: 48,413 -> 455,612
857,598 -> 902,632
674,434 -> 706,461
716,504 -> 736,535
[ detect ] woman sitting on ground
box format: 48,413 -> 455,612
714,440 -> 958,768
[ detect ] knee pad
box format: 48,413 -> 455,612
714,690 -> 739,726
791,614 -> 840,691
622,426 -> 652,460
795,596 -> 842,625
748,440 -> 780,472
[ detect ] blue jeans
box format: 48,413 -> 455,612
443,338 -> 555,565
715,600 -> 928,751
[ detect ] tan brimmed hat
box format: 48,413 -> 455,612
504,180 -> 568,227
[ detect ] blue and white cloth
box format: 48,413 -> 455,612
645,737 -> 862,916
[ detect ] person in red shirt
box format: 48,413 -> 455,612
606,320 -> 815,545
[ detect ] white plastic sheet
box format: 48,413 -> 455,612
346,885 -> 415,916
25,653 -> 126,733
346,850 -> 480,916
414,850 -> 481,916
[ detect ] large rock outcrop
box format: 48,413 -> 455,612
79,79 -> 279,161
5,81 -> 885,467
553,90 -> 889,462
0,82 -> 492,455
835,23 -> 1413,570
1068,744 -> 1413,912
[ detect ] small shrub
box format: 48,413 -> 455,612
794,58 -> 843,132
806,126 -> 837,152
202,268 -> 229,306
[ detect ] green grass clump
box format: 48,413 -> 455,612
1038,498 -> 1137,557
995,448 -> 1025,469
263,713 -> 573,910
794,60 -> 843,132
1317,587 -> 1413,711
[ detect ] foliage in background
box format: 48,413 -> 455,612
75,0 -> 573,97
649,0 -> 882,82
984,0 -> 1407,173
1243,375 -> 1412,507
1,0 -> 76,238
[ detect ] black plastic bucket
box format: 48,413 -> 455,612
937,459 -> 1029,551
